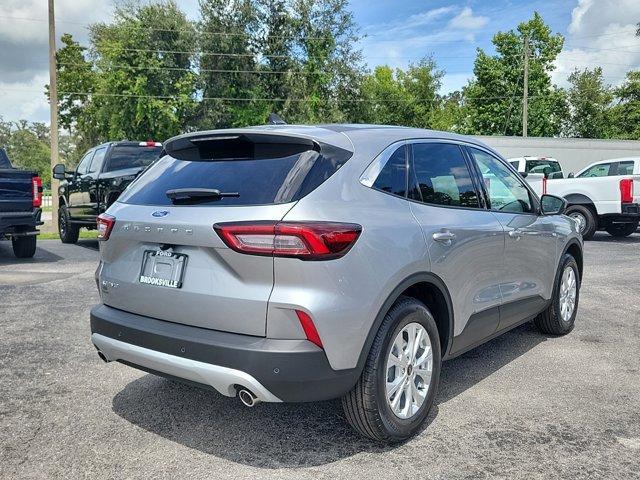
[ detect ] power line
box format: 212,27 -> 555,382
0,86 -> 550,103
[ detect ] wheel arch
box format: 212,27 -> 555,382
564,193 -> 597,216
355,272 -> 455,372
563,239 -> 584,280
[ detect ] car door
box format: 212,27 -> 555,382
407,141 -> 506,355
67,150 -> 94,219
466,146 -> 557,331
84,146 -> 107,219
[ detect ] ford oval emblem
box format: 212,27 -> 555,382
151,210 -> 170,218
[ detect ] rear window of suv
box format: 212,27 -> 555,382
105,145 -> 162,172
118,142 -> 351,206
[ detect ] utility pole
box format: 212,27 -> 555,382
522,34 -> 529,138
48,0 -> 59,228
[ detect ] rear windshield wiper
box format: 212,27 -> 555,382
166,188 -> 240,204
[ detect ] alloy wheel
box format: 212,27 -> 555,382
559,266 -> 577,323
385,322 -> 433,419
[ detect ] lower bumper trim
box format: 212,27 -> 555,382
92,333 -> 282,402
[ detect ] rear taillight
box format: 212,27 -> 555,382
295,310 -> 323,348
213,221 -> 362,260
97,214 -> 116,241
620,179 -> 634,204
32,176 -> 42,208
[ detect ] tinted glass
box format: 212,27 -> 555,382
525,159 -> 561,174
76,151 -> 94,175
509,161 -> 520,169
120,148 -> 347,206
87,147 -> 107,174
617,161 -> 634,175
469,148 -> 533,213
409,143 -> 479,208
578,163 -> 611,178
372,145 -> 407,197
105,145 -> 162,172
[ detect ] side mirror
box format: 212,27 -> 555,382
568,172 -> 574,178
52,163 -> 67,180
540,194 -> 567,215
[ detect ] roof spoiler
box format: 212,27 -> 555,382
163,132 -> 320,161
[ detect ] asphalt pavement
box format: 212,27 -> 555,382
1,235 -> 639,479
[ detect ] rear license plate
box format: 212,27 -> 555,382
139,249 -> 188,289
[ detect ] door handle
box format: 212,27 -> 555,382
508,229 -> 522,239
433,231 -> 456,245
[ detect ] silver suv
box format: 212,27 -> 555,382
91,125 -> 583,442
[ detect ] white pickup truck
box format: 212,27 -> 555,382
525,157 -> 640,240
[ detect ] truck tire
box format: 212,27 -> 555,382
535,254 -> 580,336
565,205 -> 597,240
12,235 -> 37,258
605,221 -> 638,238
59,205 -> 80,244
342,296 -> 441,442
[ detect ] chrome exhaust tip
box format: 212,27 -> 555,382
238,388 -> 260,407
97,350 -> 109,363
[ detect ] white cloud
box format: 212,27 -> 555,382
0,0 -> 113,123
448,7 -> 489,31
553,0 -> 640,88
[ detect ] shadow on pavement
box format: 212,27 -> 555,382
0,242 -> 63,264
589,232 -> 640,243
112,322 -> 544,467
76,239 -> 99,251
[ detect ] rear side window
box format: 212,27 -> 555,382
119,146 -> 350,207
617,161 -> 634,175
372,145 -> 407,197
409,143 -> 479,208
105,145 -> 162,172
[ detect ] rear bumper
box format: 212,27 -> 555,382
0,209 -> 42,236
90,304 -> 359,402
600,204 -> 640,225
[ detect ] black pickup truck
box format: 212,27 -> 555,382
53,140 -> 162,243
0,148 -> 43,258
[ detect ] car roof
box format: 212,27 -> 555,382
164,124 -> 498,158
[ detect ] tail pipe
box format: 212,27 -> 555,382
237,388 -> 260,407
97,350 -> 109,363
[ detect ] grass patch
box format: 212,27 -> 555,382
39,230 -> 99,240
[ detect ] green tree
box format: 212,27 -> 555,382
564,67 -> 613,138
462,12 -> 566,136
5,125 -> 52,186
89,1 -> 197,141
359,59 -> 445,128
609,71 -> 640,139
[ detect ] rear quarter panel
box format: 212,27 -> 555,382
270,150 -> 429,371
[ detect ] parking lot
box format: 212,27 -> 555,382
1,235 -> 639,479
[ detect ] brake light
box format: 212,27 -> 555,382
140,141 -> 162,147
213,221 -> 362,260
296,310 -> 323,348
97,214 -> 116,240
620,179 -> 634,204
32,176 -> 43,207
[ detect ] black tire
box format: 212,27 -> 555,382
565,205 -> 597,240
58,205 -> 79,244
12,235 -> 37,258
342,296 -> 441,442
605,221 -> 638,238
534,254 -> 580,336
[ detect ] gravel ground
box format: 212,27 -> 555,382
1,235 -> 639,479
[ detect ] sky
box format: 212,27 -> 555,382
0,0 -> 639,124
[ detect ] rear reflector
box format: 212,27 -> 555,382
295,310 -> 323,348
620,178 -> 634,204
97,214 -> 116,241
213,221 -> 362,260
32,176 -> 43,208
